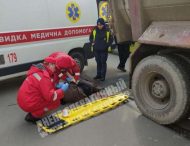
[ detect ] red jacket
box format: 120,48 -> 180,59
17,63 -> 64,111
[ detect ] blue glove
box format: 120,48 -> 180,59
66,77 -> 72,83
60,83 -> 69,92
56,82 -> 65,89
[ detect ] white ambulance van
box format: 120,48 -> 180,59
0,0 -> 100,81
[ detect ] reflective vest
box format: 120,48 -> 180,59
92,29 -> 110,43
91,29 -> 111,52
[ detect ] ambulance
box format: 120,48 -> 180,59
0,0 -> 108,81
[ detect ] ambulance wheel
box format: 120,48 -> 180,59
132,55 -> 190,125
70,51 -> 85,72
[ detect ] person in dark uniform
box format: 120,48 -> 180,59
117,41 -> 131,72
89,18 -> 113,81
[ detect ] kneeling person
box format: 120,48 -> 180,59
17,57 -> 69,123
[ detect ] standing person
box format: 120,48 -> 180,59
117,41 -> 131,72
17,56 -> 69,123
90,18 -> 113,81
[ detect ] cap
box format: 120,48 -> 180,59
44,56 -> 56,64
56,55 -> 74,70
97,18 -> 105,26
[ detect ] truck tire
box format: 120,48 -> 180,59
70,51 -> 85,72
132,55 -> 190,124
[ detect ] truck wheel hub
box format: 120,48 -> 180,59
151,80 -> 169,99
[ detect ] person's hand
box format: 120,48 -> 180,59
66,77 -> 73,83
56,82 -> 65,89
108,46 -> 112,52
60,83 -> 69,92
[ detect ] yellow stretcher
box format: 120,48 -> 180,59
37,94 -> 128,134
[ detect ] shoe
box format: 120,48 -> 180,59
117,66 -> 126,72
25,113 -> 41,124
60,99 -> 67,105
93,76 -> 101,80
99,77 -> 105,81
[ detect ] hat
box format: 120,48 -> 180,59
44,56 -> 56,64
97,18 -> 105,26
48,52 -> 67,59
56,55 -> 74,70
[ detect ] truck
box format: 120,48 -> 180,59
0,0 -> 98,81
108,0 -> 190,124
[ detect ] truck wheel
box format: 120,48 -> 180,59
70,51 -> 85,72
132,55 -> 190,124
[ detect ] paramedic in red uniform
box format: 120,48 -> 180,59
46,52 -> 81,83
17,56 -> 69,123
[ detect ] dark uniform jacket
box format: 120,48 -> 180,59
89,26 -> 113,52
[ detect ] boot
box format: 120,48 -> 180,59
25,113 -> 41,124
99,77 -> 105,81
93,75 -> 101,80
117,66 -> 126,72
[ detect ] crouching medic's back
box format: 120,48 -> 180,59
17,56 -> 69,124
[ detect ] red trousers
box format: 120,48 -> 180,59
20,100 -> 61,118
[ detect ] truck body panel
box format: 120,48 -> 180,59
110,0 -> 190,43
138,21 -> 190,49
109,0 -> 131,43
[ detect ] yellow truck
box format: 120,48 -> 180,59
109,0 -> 190,125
